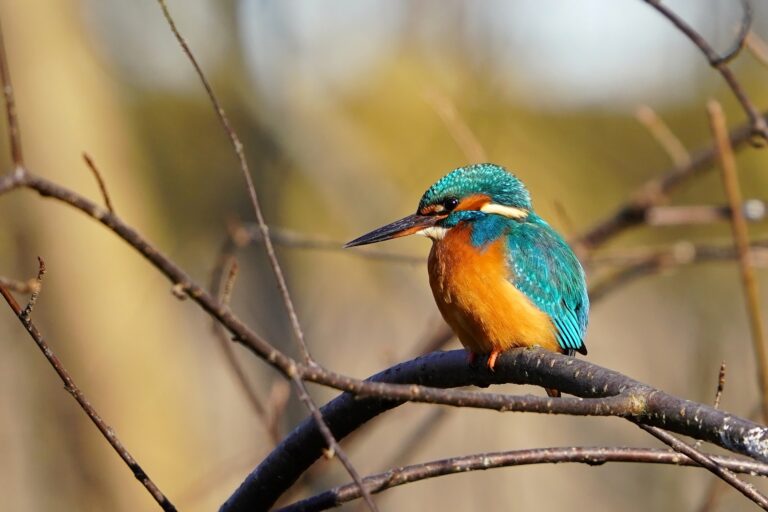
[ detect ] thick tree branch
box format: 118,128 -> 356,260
281,446 -> 768,512
221,349 -> 768,511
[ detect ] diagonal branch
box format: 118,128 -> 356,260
0,265 -> 177,512
639,424 -> 768,510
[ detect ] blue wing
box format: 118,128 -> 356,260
504,215 -> 589,354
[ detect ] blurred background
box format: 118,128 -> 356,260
0,0 -> 767,510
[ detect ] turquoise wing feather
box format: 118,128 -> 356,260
504,215 -> 589,354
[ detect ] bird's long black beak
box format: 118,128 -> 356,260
345,214 -> 440,248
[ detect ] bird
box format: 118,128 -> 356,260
345,163 -> 589,397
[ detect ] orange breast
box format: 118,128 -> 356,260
427,225 -> 560,354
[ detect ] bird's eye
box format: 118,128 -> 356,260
442,197 -> 459,211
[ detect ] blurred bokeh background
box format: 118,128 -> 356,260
0,0 -> 767,510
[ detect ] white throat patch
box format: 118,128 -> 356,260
416,226 -> 448,240
480,203 -> 528,219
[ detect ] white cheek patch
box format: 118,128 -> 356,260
480,203 -> 528,219
416,226 -> 448,240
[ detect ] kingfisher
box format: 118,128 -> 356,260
345,163 -> 588,396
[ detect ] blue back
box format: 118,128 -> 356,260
464,212 -> 589,354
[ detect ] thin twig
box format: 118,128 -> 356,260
20,256 -> 45,322
155,0 -> 313,362
714,362 -> 726,411
746,31 -> 768,68
579,109 -> 764,248
231,223 -> 424,264
708,99 -> 768,422
291,376 -> 379,512
0,262 -> 177,511
82,152 -> 114,214
154,5 -> 379,509
0,19 -> 23,166
635,105 -> 691,169
716,0 -> 754,65
221,257 -> 239,306
588,239 -> 768,303
209,253 -> 277,443
639,424 -> 768,510
646,201 -> 768,226
423,88 -> 487,164
695,361 -> 728,449
0,275 -> 37,294
279,446 -> 768,512
643,0 -> 768,141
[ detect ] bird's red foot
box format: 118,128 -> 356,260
466,351 -> 477,365
487,350 -> 501,371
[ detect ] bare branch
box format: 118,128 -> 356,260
82,152 -> 114,214
635,105 -> 691,169
424,88 -> 487,163
280,446 -> 768,512
746,31 -> 768,68
221,349 -> 768,511
153,7 -> 380,506
642,0 -> 767,141
716,0 -> 754,64
20,255 -> 45,321
588,238 -> 768,302
0,19 -> 23,166
709,99 -> 768,421
155,0 -> 313,362
579,110 -> 765,248
639,424 -> 768,510
291,376 -> 379,512
645,201 -> 768,226
229,223 -> 423,265
0,263 -> 177,512
714,362 -> 726,411
0,275 -> 37,294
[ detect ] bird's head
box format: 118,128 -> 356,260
345,163 -> 531,247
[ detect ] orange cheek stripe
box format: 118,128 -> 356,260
456,194 -> 490,211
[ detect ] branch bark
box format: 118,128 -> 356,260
280,446 -> 768,512
220,348 -> 768,511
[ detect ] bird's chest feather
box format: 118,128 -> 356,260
427,224 -> 558,353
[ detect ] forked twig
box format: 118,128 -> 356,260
643,0 -> 767,141
0,260 -> 177,512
